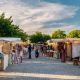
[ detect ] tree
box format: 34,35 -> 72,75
30,32 -> 43,43
0,13 -> 13,37
43,34 -> 51,42
52,29 -> 66,38
0,13 -> 28,41
30,32 -> 51,43
67,30 -> 80,38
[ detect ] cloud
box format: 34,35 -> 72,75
40,25 -> 79,35
0,0 -> 79,34
29,3 -> 78,22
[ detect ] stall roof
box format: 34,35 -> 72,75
47,39 -> 66,43
0,37 -> 21,42
66,38 -> 80,41
47,38 -> 80,43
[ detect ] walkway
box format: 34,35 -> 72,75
0,51 -> 80,80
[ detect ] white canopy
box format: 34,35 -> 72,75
0,37 -> 21,42
47,38 -> 80,43
47,39 -> 66,43
66,38 -> 80,41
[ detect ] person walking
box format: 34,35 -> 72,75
19,49 -> 23,63
61,48 -> 65,62
28,44 -> 32,59
23,45 -> 28,58
35,46 -> 39,58
11,50 -> 18,64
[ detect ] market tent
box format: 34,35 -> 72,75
0,37 -> 21,42
47,38 -> 80,43
66,38 -> 80,42
0,37 -> 22,69
47,39 -> 66,43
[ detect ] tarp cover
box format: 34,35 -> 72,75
0,37 -> 21,42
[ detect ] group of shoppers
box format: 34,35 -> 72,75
11,44 -> 40,64
28,44 -> 40,59
11,44 -> 28,64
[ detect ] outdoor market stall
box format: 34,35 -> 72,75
47,38 -> 80,64
47,39 -> 66,60
0,37 -> 21,70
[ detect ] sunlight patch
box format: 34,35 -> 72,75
0,72 -> 80,79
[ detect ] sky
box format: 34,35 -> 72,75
0,0 -> 80,34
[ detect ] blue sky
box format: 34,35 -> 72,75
0,0 -> 80,34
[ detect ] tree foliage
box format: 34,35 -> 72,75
1,13 -> 80,42
0,13 -> 28,41
30,32 -> 51,43
52,29 -> 66,38
43,34 -> 51,42
67,30 -> 80,38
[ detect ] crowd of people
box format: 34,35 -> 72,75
11,44 -> 27,64
11,44 -> 41,64
11,43 -> 57,64
11,43 -> 80,66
